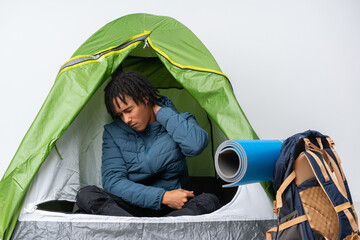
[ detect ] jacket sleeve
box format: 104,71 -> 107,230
101,127 -> 165,210
156,107 -> 209,157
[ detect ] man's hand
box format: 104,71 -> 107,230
153,104 -> 161,116
161,189 -> 195,209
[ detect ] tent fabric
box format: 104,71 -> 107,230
0,13 -> 273,239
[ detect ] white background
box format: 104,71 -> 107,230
1,0 -> 359,210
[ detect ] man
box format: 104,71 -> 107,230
76,71 -> 221,217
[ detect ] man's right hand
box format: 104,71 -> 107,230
161,189 -> 195,209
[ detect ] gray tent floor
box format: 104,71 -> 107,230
13,215 -> 276,240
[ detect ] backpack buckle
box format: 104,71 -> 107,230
303,138 -> 311,147
327,138 -> 335,146
273,200 -> 278,213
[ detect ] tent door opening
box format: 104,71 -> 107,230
29,40 -> 237,215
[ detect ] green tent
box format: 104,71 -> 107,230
0,13 -> 274,239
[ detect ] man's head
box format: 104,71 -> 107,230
105,71 -> 159,132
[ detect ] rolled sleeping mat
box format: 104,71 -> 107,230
215,140 -> 283,187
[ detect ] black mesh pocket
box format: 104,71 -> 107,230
276,210 -> 304,240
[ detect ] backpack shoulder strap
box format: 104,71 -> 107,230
274,171 -> 296,212
303,137 -> 359,234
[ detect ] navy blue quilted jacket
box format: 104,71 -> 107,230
101,96 -> 209,210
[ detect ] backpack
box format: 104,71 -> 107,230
267,130 -> 359,240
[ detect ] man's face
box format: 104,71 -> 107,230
113,95 -> 156,132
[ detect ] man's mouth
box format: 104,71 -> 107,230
130,123 -> 137,128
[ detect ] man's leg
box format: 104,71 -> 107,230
76,185 -> 133,216
166,193 -> 222,217
76,185 -> 172,217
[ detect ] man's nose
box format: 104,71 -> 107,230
123,114 -> 131,124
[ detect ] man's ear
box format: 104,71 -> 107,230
142,96 -> 150,105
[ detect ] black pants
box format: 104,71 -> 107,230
76,185 -> 222,217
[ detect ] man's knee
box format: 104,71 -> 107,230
193,193 -> 222,210
185,193 -> 222,214
76,185 -> 108,213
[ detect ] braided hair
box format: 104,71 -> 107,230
104,70 -> 159,119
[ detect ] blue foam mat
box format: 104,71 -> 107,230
215,140 -> 283,187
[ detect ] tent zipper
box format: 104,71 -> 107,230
58,33 -> 150,75
145,37 -> 231,82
